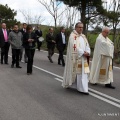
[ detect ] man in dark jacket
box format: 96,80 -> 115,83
35,26 -> 43,51
56,27 -> 66,66
19,23 -> 28,62
46,28 -> 56,63
0,23 -> 10,64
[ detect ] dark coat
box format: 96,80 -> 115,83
46,33 -> 55,49
23,32 -> 37,49
19,29 -> 26,46
19,29 -> 26,35
35,30 -> 42,38
55,32 -> 66,51
0,28 -> 9,47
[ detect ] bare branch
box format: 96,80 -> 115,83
19,9 -> 45,25
37,0 -> 66,28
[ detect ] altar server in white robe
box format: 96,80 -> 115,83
89,27 -> 115,89
62,22 -> 90,95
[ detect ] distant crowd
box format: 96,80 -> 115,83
0,22 -> 66,75
0,22 -> 115,95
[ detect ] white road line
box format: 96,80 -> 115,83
33,65 -> 63,79
89,92 -> 120,108
40,50 -> 120,69
55,78 -> 120,103
8,54 -> 120,108
89,88 -> 120,104
55,78 -> 63,82
113,66 -> 120,69
8,54 -> 62,79
9,50 -> 120,69
39,50 -> 62,56
55,78 -> 120,108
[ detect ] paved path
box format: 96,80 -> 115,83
0,50 -> 119,120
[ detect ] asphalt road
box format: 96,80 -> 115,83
0,49 -> 119,120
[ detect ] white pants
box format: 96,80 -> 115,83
70,74 -> 88,93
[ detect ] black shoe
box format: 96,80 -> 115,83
49,57 -> 53,63
105,84 -> 115,89
24,58 -> 28,63
11,64 -> 14,68
58,63 -> 61,65
92,83 -> 97,85
1,62 -> 3,64
62,60 -> 65,66
5,62 -> 8,64
62,64 -> 65,67
79,91 -> 89,95
50,59 -> 53,63
47,56 -> 50,60
25,61 -> 28,63
16,66 -> 22,68
84,92 -> 89,95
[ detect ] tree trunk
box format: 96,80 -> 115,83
113,27 -> 116,44
54,17 -> 57,29
81,1 -> 86,35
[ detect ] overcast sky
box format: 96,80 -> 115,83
0,0 -> 53,25
0,0 -> 111,26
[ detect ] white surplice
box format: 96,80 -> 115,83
71,36 -> 90,92
89,33 -> 114,84
62,30 -> 90,93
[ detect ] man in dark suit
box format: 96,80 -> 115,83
46,28 -> 56,63
56,27 -> 66,66
0,23 -> 10,64
19,23 -> 28,62
35,26 -> 43,51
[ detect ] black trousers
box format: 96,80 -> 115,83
1,42 -> 10,63
12,49 -> 20,66
19,47 -> 23,61
58,45 -> 66,65
48,47 -> 55,58
37,40 -> 42,50
58,50 -> 64,64
25,49 -> 35,73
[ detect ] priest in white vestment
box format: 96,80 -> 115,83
62,22 -> 90,95
89,27 -> 115,89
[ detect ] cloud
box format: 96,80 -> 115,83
1,0 -> 111,27
0,0 -> 53,25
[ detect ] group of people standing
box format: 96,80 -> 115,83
0,22 -> 41,75
46,27 -> 66,66
63,22 -> 115,95
0,22 -> 67,74
0,22 -> 116,95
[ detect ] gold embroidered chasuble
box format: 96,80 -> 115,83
62,30 -> 90,87
90,33 -> 114,84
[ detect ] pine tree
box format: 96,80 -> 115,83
0,4 -> 20,28
57,0 -> 106,34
